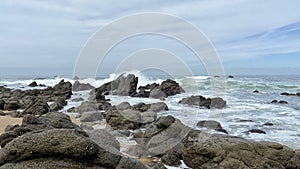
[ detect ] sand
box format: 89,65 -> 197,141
0,115 -> 22,134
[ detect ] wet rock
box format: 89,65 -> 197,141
28,81 -> 38,87
297,92 -> 300,97
271,100 -> 278,103
237,119 -> 254,123
179,95 -> 226,109
253,90 -> 259,93
228,75 -> 234,78
279,100 -> 288,104
161,154 -> 181,166
132,102 -> 168,113
197,120 -> 228,134
149,79 -> 184,99
264,122 -> 274,126
246,129 -> 266,134
80,111 -> 103,122
281,92 -> 296,96
72,81 -> 94,91
182,129 -> 299,169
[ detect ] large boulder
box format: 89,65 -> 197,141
72,81 -> 94,91
28,81 -> 38,87
132,116 -> 190,157
179,95 -> 226,109
22,99 -> 49,116
182,129 -> 300,169
49,97 -> 67,111
132,102 -> 168,113
149,79 -> 185,99
86,129 -> 121,151
106,106 -> 157,130
197,120 -> 228,134
94,74 -> 138,96
80,111 -> 104,122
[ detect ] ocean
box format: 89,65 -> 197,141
1,73 -> 300,150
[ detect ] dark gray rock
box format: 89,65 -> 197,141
71,97 -> 84,102
22,99 -> 49,116
0,111 -> 5,116
50,97 -> 67,111
4,101 -> 21,111
182,130 -> 300,169
197,120 -> 228,134
179,95 -> 226,109
76,101 -> 98,113
150,79 -> 185,99
246,129 -> 266,134
161,154 -> 181,166
0,100 -> 5,110
28,81 -> 38,87
72,81 -> 94,91
264,122 -> 274,126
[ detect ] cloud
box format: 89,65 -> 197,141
0,0 -> 300,75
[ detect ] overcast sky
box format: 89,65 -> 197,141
1,0 -> 300,77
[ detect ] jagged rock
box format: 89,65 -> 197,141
94,74 -> 138,96
182,129 -> 300,169
150,79 -> 185,99
28,81 -> 38,87
197,120 -> 228,134
50,97 -> 67,111
22,99 -> 49,116
179,95 -> 226,109
72,81 -> 94,91
133,116 -> 190,156
161,154 -> 181,166
75,101 -> 98,113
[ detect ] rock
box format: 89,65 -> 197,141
237,119 -> 254,123
0,100 -> 5,110
0,157 -> 105,169
116,102 -> 131,111
161,154 -> 181,166
297,92 -> 300,97
38,112 -> 80,129
228,75 -> 234,78
106,107 -> 156,130
126,145 -> 150,158
72,81 -> 94,91
179,95 -> 226,109
151,79 -> 185,99
253,90 -> 259,93
279,100 -> 288,104
149,162 -> 167,169
281,92 -> 296,96
0,126 -> 32,148
71,97 -> 84,102
0,111 -> 5,116
50,97 -> 67,111
246,129 -> 266,134
4,101 -> 21,111
132,102 -> 168,113
0,129 -> 99,165
197,120 -> 228,134
182,129 -> 300,169
52,79 -> 72,99
22,99 -> 49,116
86,129 -> 121,151
67,107 -> 75,112
94,74 -> 138,96
271,100 -> 278,103
134,116 -> 190,156
264,122 -> 274,126
80,111 -> 103,122
28,81 -> 38,87
76,101 -> 98,113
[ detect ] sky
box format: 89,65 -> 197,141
0,0 -> 300,77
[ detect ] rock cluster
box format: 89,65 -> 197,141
179,95 -> 226,109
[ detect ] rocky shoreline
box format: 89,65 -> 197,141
0,74 -> 299,169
